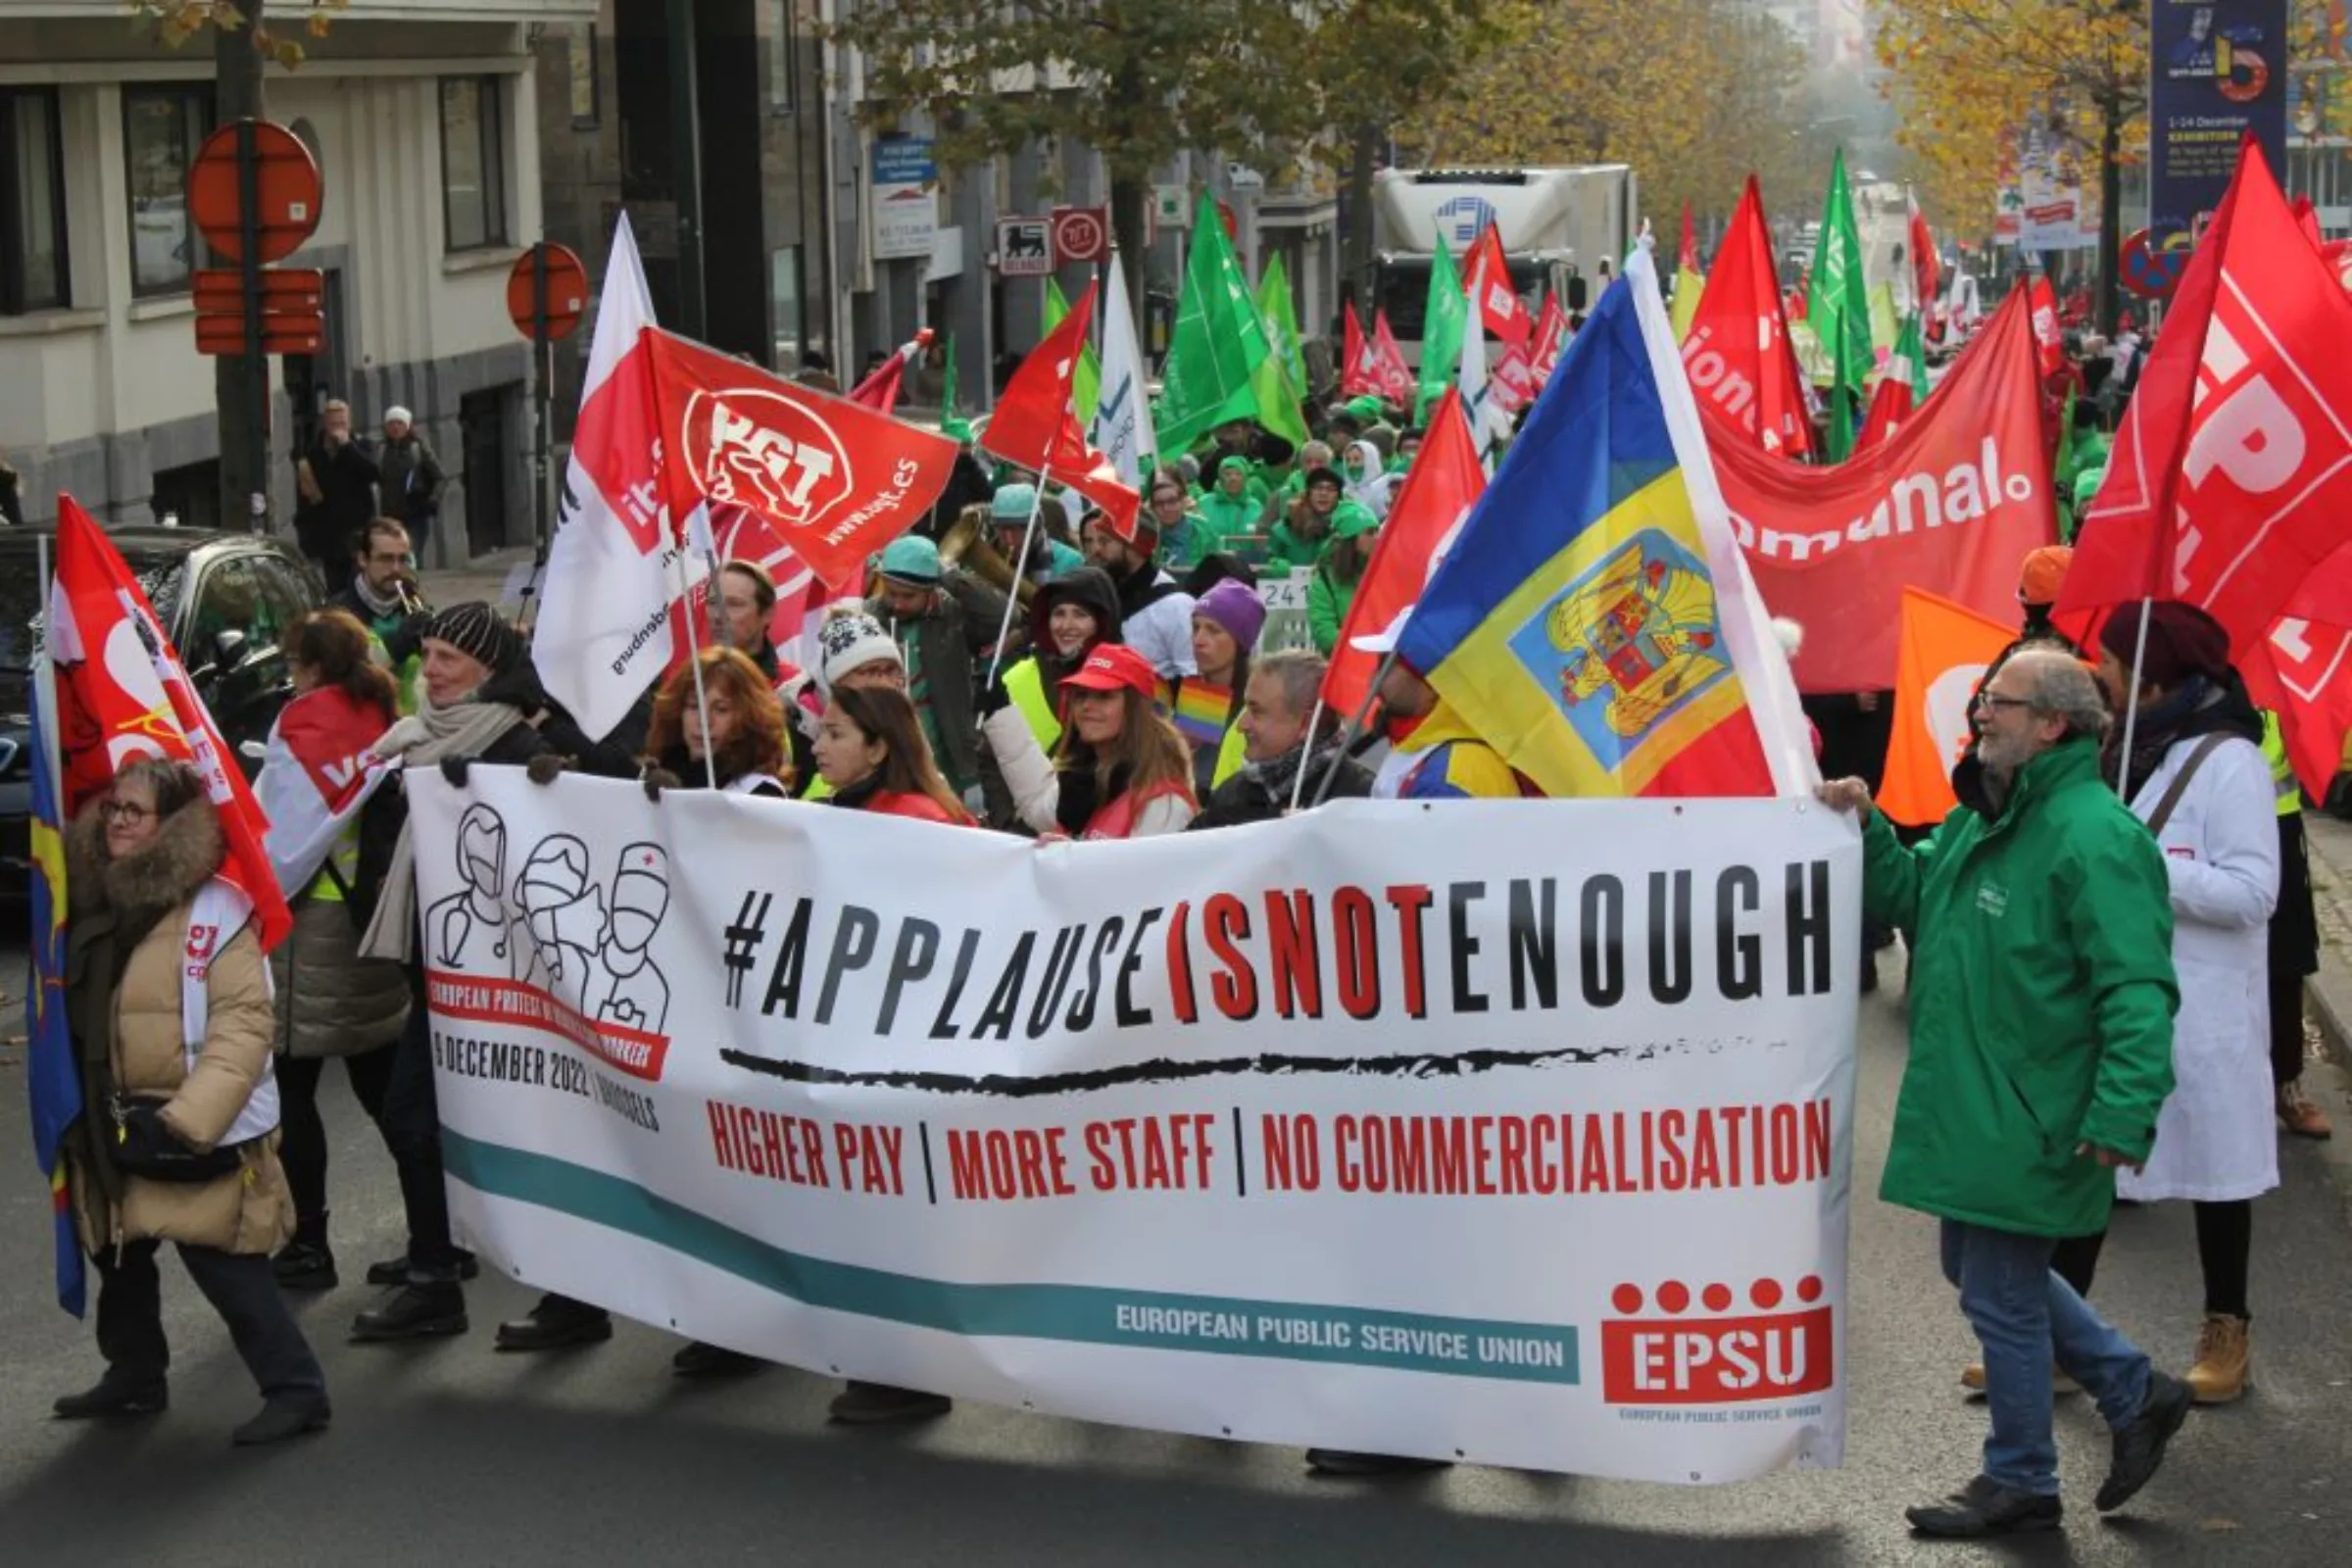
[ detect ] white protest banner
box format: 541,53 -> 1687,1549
410,774 -> 1859,1483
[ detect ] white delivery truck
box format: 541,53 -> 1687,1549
1371,165 -> 1639,368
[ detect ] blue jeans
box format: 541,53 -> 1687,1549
1939,1219 -> 2153,1494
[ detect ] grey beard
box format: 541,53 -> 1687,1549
1981,761 -> 2014,810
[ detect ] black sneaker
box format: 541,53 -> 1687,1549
230,1393 -> 332,1446
827,1381 -> 952,1424
349,1283 -> 468,1344
272,1242 -> 338,1292
52,1378 -> 169,1421
493,1295 -> 613,1352
1905,1475 -> 2063,1538
672,1341 -> 764,1378
364,1250 -> 480,1288
1304,1448 -> 1452,1477
2096,1370 -> 2193,1512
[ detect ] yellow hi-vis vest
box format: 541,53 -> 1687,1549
2261,710 -> 2301,816
1004,657 -> 1061,753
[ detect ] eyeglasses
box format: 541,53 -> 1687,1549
100,799 -> 155,825
1974,693 -> 2035,713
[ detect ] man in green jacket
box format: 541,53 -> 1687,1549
1820,650 -> 2192,1539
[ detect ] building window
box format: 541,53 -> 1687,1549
123,84 -> 212,297
769,4 -> 799,115
439,76 -> 509,252
1,87 -> 69,314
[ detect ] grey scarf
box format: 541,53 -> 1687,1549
358,698 -> 527,962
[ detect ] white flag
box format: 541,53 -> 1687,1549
1093,260 -> 1157,486
531,216 -> 707,740
1458,256 -> 1507,471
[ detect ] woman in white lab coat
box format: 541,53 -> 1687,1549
2084,603 -> 2278,1406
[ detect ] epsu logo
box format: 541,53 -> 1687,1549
1599,1276 -> 1834,1405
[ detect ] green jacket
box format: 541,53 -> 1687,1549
1306,564 -> 1357,656
1197,490 -> 1262,556
1863,737 -> 2178,1237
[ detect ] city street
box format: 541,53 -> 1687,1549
2,946 -> 2350,1566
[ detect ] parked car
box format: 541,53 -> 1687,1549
0,524 -> 325,905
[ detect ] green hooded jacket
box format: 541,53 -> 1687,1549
1862,735 -> 2178,1237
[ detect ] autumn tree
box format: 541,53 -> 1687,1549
136,2 -> 346,527
827,0 -> 1488,305
1406,0 -> 1815,234
1874,0 -> 2143,333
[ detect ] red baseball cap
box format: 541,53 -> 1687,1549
1061,643 -> 1158,700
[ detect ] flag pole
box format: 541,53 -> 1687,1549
2113,596 -> 2153,799
669,547 -> 719,790
1286,698 -> 1327,814
983,464 -> 1052,691
1309,652 -> 1397,808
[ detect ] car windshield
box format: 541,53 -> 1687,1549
0,550 -> 188,672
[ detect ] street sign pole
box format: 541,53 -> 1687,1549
235,119 -> 269,531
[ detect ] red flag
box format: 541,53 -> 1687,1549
1370,310 -> 1415,405
1678,200 -> 1700,276
979,280 -> 1142,539
1908,192 -> 1940,313
48,496 -> 293,949
2244,548 -> 2352,802
2026,276 -> 2063,378
1686,175 -> 1814,458
1466,223 -> 1532,349
1341,302 -> 1377,397
644,329 -> 959,593
1529,294 -> 1569,383
1709,288 -> 2055,691
1489,341 -> 1538,415
2058,140 -> 2352,663
846,328 -> 934,414
1852,370 -> 1916,454
1320,392 -> 1487,719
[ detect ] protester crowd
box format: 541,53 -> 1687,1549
31,269 -> 2351,1546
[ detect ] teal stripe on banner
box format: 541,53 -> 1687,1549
443,1131 -> 1580,1386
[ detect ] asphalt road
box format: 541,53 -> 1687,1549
2,945 -> 2349,1567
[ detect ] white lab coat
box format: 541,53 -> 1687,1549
2116,730 -> 2280,1203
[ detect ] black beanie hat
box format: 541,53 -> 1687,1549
424,601 -> 524,676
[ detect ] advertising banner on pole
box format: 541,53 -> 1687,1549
411,775 -> 1860,1484
871,135 -> 938,262
2148,0 -> 2290,248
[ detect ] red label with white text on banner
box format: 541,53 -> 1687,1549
1707,289 -> 2054,693
2059,143 -> 2352,665
646,329 -> 960,594
47,498 -> 292,948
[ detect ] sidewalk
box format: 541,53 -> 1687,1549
2307,810 -> 2352,1070
416,546 -> 537,612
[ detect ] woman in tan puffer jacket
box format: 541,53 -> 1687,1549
56,758 -> 330,1446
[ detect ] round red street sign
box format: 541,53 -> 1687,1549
187,120 -> 322,265
2120,228 -> 2188,302
507,242 -> 590,343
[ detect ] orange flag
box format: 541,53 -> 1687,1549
1879,586 -> 2018,827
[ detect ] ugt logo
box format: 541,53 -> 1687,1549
1599,1275 -> 1834,1404
678,386 -> 854,532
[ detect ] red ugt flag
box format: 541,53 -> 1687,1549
980,281 -> 1142,539
1466,222 -> 1532,350
48,497 -> 292,949
846,329 -> 934,415
645,329 -> 961,593
1342,301 -> 1378,398
2059,139 -> 2352,665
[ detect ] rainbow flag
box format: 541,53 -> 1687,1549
1394,248 -> 1813,799
25,673 -> 85,1316
1171,680 -> 1233,749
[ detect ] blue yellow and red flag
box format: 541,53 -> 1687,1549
25,670 -> 85,1317
1393,248 -> 1815,799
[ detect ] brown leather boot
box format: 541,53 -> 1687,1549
2185,1312 -> 2251,1405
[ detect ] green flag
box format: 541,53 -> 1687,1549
1893,310 -> 1929,406
1256,255 -> 1307,402
939,332 -> 962,428
1045,278 -> 1102,425
1156,193 -> 1309,453
1417,231 -> 1467,423
1807,149 -> 1873,404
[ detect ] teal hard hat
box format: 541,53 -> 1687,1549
991,482 -> 1039,520
878,534 -> 942,584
